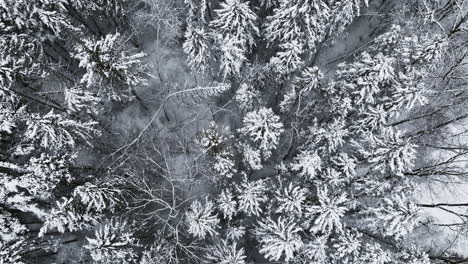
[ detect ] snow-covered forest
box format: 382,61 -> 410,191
1,0 -> 468,263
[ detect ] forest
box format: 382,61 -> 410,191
1,0 -> 468,263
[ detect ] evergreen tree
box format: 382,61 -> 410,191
85,219 -> 138,264
210,0 -> 258,49
0,0 -> 467,262
206,240 -> 246,264
210,0 -> 258,77
73,32 -> 147,100
185,199 -> 220,238
183,26 -> 211,71
256,216 -> 303,261
239,107 -> 284,159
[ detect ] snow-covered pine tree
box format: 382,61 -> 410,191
217,35 -> 248,78
373,194 -> 421,239
85,218 -> 138,264
234,175 -> 268,216
234,83 -> 260,112
205,240 -> 246,264
265,0 -> 330,49
0,0 -> 70,37
265,0 -> 330,72
291,149 -> 322,179
329,0 -> 369,35
70,0 -> 128,17
358,242 -> 391,264
210,0 -> 259,49
185,198 -> 220,238
256,216 -> 303,261
24,110 -> 100,149
73,181 -> 122,213
210,0 -> 258,77
305,186 -> 349,235
0,154 -> 75,233
183,26 -> 211,71
139,238 -> 176,264
240,142 -> 262,170
197,121 -> 237,178
354,127 -> 417,176
238,107 -> 284,159
0,34 -> 45,87
269,40 -> 305,73
274,182 -> 307,215
39,197 -> 100,237
217,189 -> 238,221
0,239 -> 26,264
259,0 -> 278,9
63,86 -> 100,114
331,229 -> 362,263
73,32 -> 147,100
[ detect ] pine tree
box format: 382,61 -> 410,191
73,33 -> 147,99
269,40 -> 305,73
309,118 -> 349,152
295,66 -> 323,92
239,107 -> 284,159
358,243 -> 391,264
0,240 -> 26,264
73,182 -> 121,213
374,194 -> 421,239
0,34 -> 45,87
331,230 -> 362,263
240,143 -> 263,170
185,199 -> 220,238
0,154 -> 75,229
210,0 -> 258,77
198,122 -> 237,178
274,183 -> 307,215
139,238 -> 175,264
331,153 -> 357,179
235,176 -> 268,216
85,219 -> 138,264
210,0 -> 259,49
306,187 -> 348,234
295,236 -> 329,263
63,86 -> 100,114
354,127 -> 417,176
291,150 -> 322,179
218,189 -> 238,221
24,110 -> 100,149
183,26 -> 211,71
265,0 -> 330,68
260,0 -> 278,9
335,52 -> 396,106
226,225 -> 246,242
234,83 -> 260,112
0,0 -> 70,37
265,0 -> 329,47
39,197 -> 100,237
206,240 -> 246,264
399,245 -> 430,264
217,36 -> 248,78
256,216 -> 303,261
329,0 -> 369,35
71,0 -> 128,17
0,212 -> 26,243
214,150 -> 237,178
